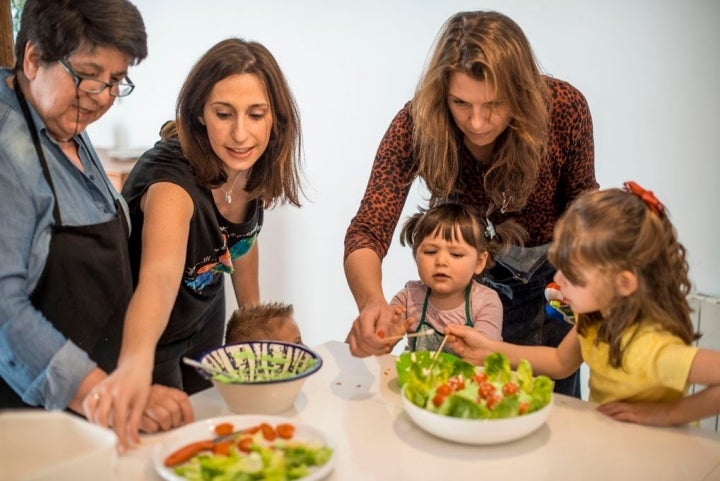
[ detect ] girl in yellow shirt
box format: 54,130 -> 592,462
446,182 -> 720,426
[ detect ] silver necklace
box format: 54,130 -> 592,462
219,172 -> 241,204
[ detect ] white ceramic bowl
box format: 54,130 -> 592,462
401,385 -> 552,444
197,341 -> 322,414
0,410 -> 116,481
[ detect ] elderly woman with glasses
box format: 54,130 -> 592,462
0,0 -> 193,452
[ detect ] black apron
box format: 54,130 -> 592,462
0,80 -> 133,408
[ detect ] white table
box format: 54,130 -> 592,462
117,340 -> 720,481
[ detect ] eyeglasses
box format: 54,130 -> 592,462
58,59 -> 135,97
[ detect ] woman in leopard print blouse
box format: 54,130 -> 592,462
344,11 -> 598,397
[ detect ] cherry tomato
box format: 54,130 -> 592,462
237,436 -> 253,453
432,393 -> 446,407
213,422 -> 234,436
472,372 -> 488,384
502,382 -> 519,396
260,422 -> 276,441
212,440 -> 232,456
276,423 -> 295,439
486,393 -> 502,409
519,402 -> 530,415
436,384 -> 452,396
478,382 -> 496,399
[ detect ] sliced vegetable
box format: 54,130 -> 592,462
163,440 -> 214,467
396,351 -> 553,420
164,421 -> 333,480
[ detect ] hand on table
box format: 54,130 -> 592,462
597,401 -> 675,427
82,359 -> 193,453
139,383 -> 194,433
82,361 -> 152,452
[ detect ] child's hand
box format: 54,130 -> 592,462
376,307 -> 414,352
444,324 -> 493,365
597,401 -> 674,426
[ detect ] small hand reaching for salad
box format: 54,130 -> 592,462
444,324 -> 496,365
376,307 -> 415,348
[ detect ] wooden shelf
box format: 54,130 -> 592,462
96,147 -> 145,191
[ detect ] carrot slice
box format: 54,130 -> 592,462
164,440 -> 214,467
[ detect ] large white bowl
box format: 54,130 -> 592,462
197,341 -> 322,414
401,385 -> 552,444
0,410 -> 116,481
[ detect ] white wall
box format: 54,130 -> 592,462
88,0 -> 720,348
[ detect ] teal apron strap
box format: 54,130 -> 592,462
464,283 -> 473,326
417,287 -> 433,331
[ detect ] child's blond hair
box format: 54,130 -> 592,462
225,302 -> 295,344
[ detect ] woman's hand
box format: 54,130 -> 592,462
139,384 -> 194,433
444,324 -> 494,365
82,360 -> 152,453
346,299 -> 398,357
83,369 -> 193,453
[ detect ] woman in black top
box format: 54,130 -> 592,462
86,38 -> 304,447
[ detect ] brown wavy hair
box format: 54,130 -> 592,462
548,187 -> 699,368
399,202 -> 526,271
165,38 -> 303,208
410,11 -> 548,212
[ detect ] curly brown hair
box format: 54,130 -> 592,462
410,11 -> 548,212
548,187 -> 699,368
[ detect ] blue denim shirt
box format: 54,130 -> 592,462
0,68 -> 129,409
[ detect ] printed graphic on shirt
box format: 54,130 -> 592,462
184,228 -> 258,293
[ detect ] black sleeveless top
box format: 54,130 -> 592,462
121,137 -> 263,344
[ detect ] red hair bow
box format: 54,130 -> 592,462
623,181 -> 665,215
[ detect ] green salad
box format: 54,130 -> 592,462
397,351 -> 553,419
172,429 -> 332,481
211,351 -> 318,384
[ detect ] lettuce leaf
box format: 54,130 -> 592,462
396,351 -> 475,388
484,352 -> 512,383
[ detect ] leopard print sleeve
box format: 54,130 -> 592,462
344,103 -> 417,261
550,78 -> 598,211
